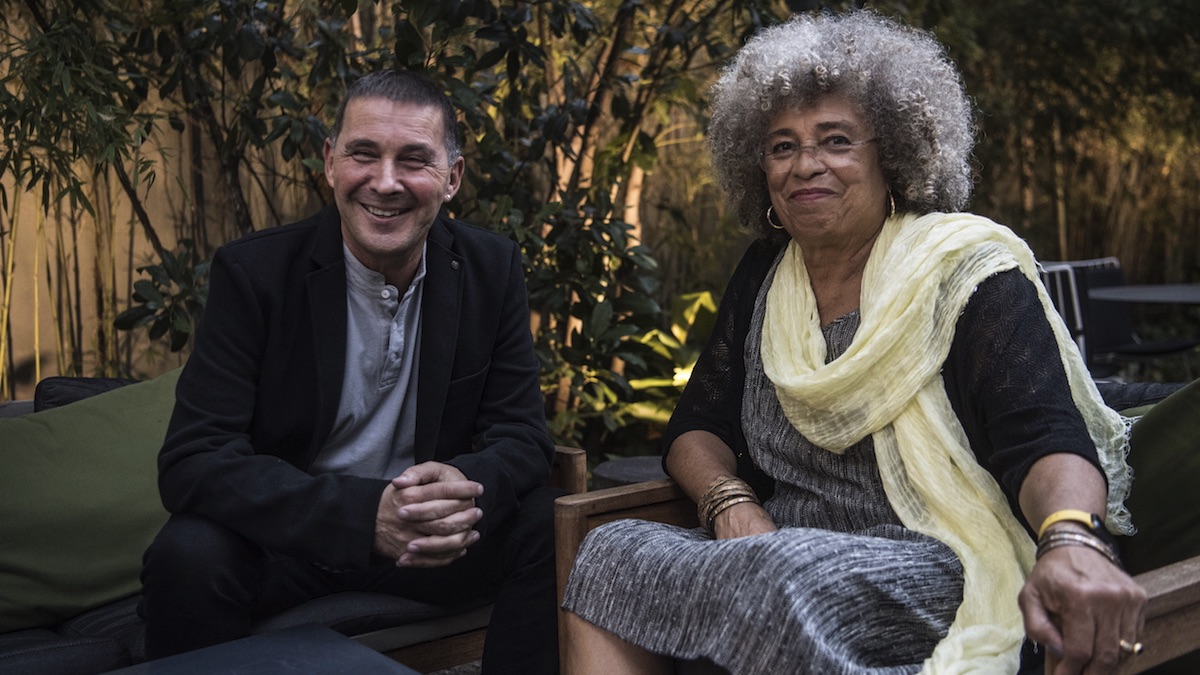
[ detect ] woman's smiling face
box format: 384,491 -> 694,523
763,93 -> 889,250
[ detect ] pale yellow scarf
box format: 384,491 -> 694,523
761,212 -> 1132,673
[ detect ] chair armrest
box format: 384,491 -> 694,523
554,479 -> 697,600
553,478 -> 697,670
1115,553 -> 1200,674
549,445 -> 587,495
1045,553 -> 1200,673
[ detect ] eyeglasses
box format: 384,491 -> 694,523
759,137 -> 878,174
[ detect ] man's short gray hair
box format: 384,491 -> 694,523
708,10 -> 975,238
330,70 -> 462,163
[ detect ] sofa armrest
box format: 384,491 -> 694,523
0,400 -> 34,419
33,377 -> 138,411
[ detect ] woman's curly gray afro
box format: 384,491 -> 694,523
708,10 -> 975,238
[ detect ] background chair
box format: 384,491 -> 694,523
1039,257 -> 1121,356
1039,258 -> 1199,379
1075,265 -> 1199,379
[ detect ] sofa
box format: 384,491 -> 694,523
0,370 -> 585,674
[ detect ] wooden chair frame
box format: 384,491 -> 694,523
554,477 -> 1200,674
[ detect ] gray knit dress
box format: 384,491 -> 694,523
562,263 -> 965,674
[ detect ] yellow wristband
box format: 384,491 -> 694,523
1037,509 -> 1096,539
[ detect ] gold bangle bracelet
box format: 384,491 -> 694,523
698,476 -> 747,505
697,476 -> 758,533
705,495 -> 758,532
701,487 -> 757,527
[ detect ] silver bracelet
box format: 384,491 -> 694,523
1036,531 -> 1121,568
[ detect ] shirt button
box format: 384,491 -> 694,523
380,289 -> 391,299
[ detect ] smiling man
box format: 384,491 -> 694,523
139,70 -> 560,674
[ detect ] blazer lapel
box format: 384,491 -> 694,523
306,208 -> 348,462
415,219 -> 462,462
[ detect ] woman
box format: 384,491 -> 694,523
562,11 -> 1146,675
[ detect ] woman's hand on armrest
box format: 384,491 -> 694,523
1017,453 -> 1147,673
1020,543 -> 1145,673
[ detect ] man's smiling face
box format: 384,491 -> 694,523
323,96 -> 463,288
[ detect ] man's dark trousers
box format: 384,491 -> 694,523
141,486 -> 562,674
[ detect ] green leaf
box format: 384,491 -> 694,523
394,20 -> 426,66
171,306 -> 192,334
133,279 -> 165,305
587,300 -> 613,339
237,24 -> 266,61
113,305 -> 155,330
169,327 -> 189,352
148,317 -> 170,341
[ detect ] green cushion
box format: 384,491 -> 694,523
1121,377 -> 1200,576
0,369 -> 178,632
1120,380 -> 1200,675
1116,402 -> 1156,419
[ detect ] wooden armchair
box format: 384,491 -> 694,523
554,477 -> 1200,675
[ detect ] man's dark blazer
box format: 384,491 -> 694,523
158,206 -> 553,571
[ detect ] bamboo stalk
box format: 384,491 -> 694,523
0,196 -> 21,399
33,206 -> 43,384
1052,116 -> 1068,260
68,206 -> 83,375
90,170 -> 118,376
48,205 -> 68,377
103,174 -> 119,375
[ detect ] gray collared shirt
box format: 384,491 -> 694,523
309,243 -> 425,479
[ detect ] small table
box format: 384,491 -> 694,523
592,455 -> 668,489
107,624 -> 419,674
1088,284 -> 1200,305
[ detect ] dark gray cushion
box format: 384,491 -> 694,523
0,399 -> 34,419
59,595 -> 146,664
1095,380 -> 1185,412
257,592 -> 480,634
0,628 -> 129,675
33,377 -> 139,412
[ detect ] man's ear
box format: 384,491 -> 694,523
323,137 -> 335,187
444,156 -> 465,202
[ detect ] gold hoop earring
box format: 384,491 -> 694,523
887,191 -> 897,218
767,206 -> 784,230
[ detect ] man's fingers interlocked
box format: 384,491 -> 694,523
399,502 -> 483,535
376,461 -> 488,568
399,530 -> 482,568
393,480 -> 483,505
